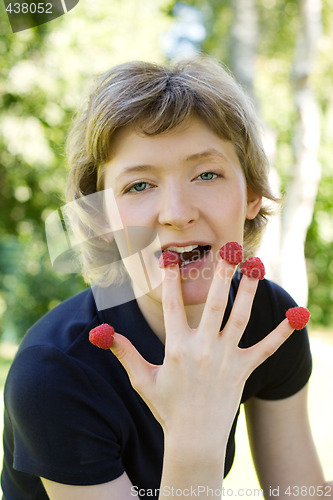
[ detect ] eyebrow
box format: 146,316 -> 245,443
114,148 -> 231,181
185,148 -> 230,164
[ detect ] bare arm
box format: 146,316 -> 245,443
41,472 -> 134,500
245,386 -> 332,499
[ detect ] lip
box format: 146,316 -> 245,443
161,241 -> 211,251
155,242 -> 212,262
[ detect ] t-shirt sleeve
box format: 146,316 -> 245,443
4,345 -> 125,485
255,324 -> 312,400
246,279 -> 313,401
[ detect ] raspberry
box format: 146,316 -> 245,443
158,250 -> 181,268
241,257 -> 265,280
89,324 -> 114,349
286,307 -> 310,330
219,242 -> 243,265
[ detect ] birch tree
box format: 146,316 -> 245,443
229,0 -> 258,106
279,0 -> 322,306
228,0 -> 281,281
229,0 -> 322,306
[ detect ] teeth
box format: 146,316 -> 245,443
165,245 -> 199,253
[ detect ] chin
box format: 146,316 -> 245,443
142,275 -> 212,307
180,278 -> 212,305
140,260 -> 217,305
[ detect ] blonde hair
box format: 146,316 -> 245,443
66,56 -> 278,286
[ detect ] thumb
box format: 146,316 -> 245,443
110,332 -> 157,398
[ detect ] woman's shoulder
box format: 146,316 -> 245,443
4,287 -> 125,418
232,270 -> 298,316
231,271 -> 300,348
232,273 -> 312,401
17,287 -> 98,353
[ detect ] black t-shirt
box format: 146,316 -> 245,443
1,273 -> 312,499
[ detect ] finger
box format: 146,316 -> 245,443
246,318 -> 294,371
162,265 -> 188,341
199,258 -> 235,335
110,332 -> 156,397
223,274 -> 259,344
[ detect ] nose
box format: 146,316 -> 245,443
158,182 -> 199,229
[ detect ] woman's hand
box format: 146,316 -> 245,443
109,258 -> 294,440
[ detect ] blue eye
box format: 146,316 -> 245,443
128,182 -> 150,192
198,172 -> 218,181
125,172 -> 219,193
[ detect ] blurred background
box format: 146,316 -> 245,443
0,0 -> 332,485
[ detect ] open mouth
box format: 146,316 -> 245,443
157,244 -> 211,267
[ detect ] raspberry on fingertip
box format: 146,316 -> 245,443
158,250 -> 181,268
286,306 -> 310,330
219,242 -> 243,265
241,257 -> 266,280
89,324 -> 115,349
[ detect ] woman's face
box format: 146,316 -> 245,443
103,117 -> 261,305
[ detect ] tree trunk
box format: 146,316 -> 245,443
228,0 -> 280,278
228,0 -> 322,306
229,0 -> 258,106
279,0 -> 322,306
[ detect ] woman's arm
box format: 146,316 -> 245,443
41,472 -> 134,500
245,385 -> 332,499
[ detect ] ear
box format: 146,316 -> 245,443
246,187 -> 262,220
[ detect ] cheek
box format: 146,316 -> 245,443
108,198 -> 152,227
228,196 -> 247,221
111,198 -> 153,228
227,181 -> 248,219
209,187 -> 247,222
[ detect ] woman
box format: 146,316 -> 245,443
1,57 -> 331,499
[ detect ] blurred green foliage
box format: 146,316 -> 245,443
0,0 -> 172,341
0,0 -> 333,341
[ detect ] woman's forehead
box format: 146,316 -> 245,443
107,117 -> 238,161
